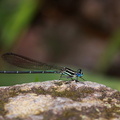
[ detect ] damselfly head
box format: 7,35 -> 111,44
77,69 -> 83,74
76,69 -> 83,77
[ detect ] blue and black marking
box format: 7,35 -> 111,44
59,67 -> 84,80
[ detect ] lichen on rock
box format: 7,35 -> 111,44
0,80 -> 120,120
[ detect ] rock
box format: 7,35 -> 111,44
0,80 -> 120,120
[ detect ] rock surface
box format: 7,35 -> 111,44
0,80 -> 120,120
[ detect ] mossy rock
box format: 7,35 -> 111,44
0,80 -> 120,120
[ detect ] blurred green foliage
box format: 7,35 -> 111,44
96,29 -> 120,73
85,71 -> 120,91
0,0 -> 40,49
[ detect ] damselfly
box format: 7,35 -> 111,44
0,53 -> 85,81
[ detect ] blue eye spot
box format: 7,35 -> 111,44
76,73 -> 83,77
